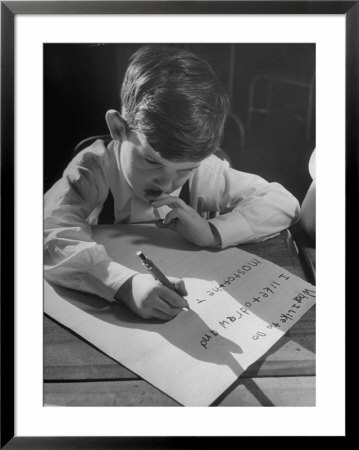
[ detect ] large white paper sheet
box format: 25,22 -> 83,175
44,224 -> 315,406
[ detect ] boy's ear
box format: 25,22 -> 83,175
105,110 -> 127,141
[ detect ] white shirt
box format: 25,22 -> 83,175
44,139 -> 300,301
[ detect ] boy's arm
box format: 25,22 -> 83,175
44,148 -> 137,301
194,157 -> 300,248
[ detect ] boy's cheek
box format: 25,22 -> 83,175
174,175 -> 191,191
129,167 -> 152,184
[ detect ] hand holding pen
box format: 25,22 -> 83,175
137,251 -> 190,310
114,252 -> 189,321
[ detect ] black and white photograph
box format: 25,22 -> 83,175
2,1 -> 352,444
43,42 -> 316,407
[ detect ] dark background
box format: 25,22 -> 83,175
44,43 -> 315,203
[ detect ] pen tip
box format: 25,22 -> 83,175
136,251 -> 143,257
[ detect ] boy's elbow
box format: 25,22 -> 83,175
275,185 -> 300,225
270,182 -> 300,220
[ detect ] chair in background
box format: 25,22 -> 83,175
221,111 -> 245,161
247,70 -> 315,142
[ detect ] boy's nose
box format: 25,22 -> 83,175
154,172 -> 173,190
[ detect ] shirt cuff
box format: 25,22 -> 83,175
209,211 -> 254,248
81,260 -> 138,302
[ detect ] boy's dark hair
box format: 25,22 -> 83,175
121,45 -> 229,162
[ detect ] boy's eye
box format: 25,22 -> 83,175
178,166 -> 199,174
144,157 -> 161,166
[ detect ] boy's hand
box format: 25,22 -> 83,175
152,196 -> 220,247
115,274 -> 189,321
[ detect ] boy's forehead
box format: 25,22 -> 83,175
132,130 -> 202,168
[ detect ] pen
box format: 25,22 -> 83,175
136,251 -> 190,309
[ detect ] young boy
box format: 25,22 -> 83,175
44,45 -> 300,321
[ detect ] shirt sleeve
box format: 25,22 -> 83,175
190,155 -> 300,248
44,143 -> 137,301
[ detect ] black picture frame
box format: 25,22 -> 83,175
1,1 -> 355,447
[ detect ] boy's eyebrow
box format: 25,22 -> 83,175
143,150 -> 200,170
144,156 -> 199,171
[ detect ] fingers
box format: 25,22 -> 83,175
163,209 -> 180,225
156,218 -> 179,231
156,207 -> 187,231
153,302 -> 184,320
155,209 -> 180,228
158,285 -> 189,309
156,219 -> 171,229
169,277 -> 188,297
150,292 -> 186,321
129,273 -> 190,322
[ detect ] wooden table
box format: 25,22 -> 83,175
44,230 -> 315,406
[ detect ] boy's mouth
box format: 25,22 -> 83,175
144,188 -> 164,199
